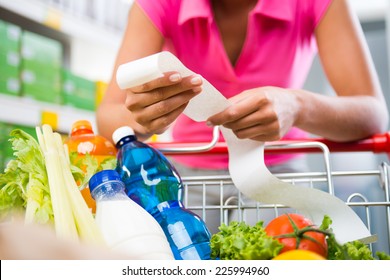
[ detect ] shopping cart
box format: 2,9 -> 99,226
151,127 -> 390,255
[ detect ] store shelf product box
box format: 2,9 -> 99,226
62,69 -> 96,111
95,80 -> 107,107
0,77 -> 20,96
0,21 -> 21,96
21,59 -> 62,103
22,81 -> 62,104
0,50 -> 20,70
21,68 -> 62,104
0,19 -> 22,53
21,62 -> 61,87
0,122 -> 14,171
21,31 -> 63,68
0,50 -> 20,76
0,51 -> 21,96
19,31 -> 63,104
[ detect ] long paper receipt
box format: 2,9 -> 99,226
116,51 -> 371,243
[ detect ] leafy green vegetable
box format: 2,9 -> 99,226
320,215 -> 390,260
210,221 -> 283,260
68,151 -> 117,191
327,237 -> 375,260
211,215 -> 390,260
0,129 -> 52,224
0,160 -> 26,219
376,251 -> 390,260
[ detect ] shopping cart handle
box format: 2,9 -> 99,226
307,132 -> 390,154
150,130 -> 390,157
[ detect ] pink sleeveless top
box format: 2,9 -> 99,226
136,0 -> 332,169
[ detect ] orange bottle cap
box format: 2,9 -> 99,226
71,120 -> 93,135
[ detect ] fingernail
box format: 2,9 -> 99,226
169,73 -> 181,82
190,75 -> 202,85
206,121 -> 213,127
193,86 -> 202,94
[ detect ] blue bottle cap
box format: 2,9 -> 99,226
89,169 -> 122,193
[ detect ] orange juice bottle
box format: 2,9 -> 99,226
65,120 -> 117,213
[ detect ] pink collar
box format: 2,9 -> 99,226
178,0 -> 294,25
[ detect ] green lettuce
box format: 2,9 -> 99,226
0,129 -> 53,224
211,215 -> 390,260
320,215 -> 390,260
0,128 -> 117,225
210,221 -> 283,260
69,151 -> 117,191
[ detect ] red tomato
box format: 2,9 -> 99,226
264,213 -> 328,258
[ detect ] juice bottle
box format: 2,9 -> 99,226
65,120 -> 117,213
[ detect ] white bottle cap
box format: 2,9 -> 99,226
112,126 -> 135,144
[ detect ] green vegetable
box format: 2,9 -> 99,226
69,151 -> 117,191
1,125 -> 104,245
36,125 -> 78,241
320,215 -> 390,260
376,251 -> 390,260
210,221 -> 283,260
211,215 -> 390,260
0,129 -> 52,224
36,125 -> 104,244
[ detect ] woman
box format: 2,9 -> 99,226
97,0 -> 388,173
97,0 -> 388,232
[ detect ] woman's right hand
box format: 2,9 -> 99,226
124,71 -> 203,135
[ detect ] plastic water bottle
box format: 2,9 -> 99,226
112,126 -> 211,260
89,169 -> 174,260
65,120 -> 117,213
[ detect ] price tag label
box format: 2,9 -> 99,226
41,111 -> 58,131
44,8 -> 62,30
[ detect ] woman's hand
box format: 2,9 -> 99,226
207,86 -> 301,142
124,72 -> 203,135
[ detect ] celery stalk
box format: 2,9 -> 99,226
53,132 -> 104,245
36,125 -> 78,241
24,174 -> 41,224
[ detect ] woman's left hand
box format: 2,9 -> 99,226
207,86 -> 301,142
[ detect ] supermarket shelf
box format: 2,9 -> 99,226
0,0 -> 386,51
350,0 -> 389,22
0,94 -> 96,134
0,0 -> 122,50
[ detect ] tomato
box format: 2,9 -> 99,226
265,213 -> 328,258
272,249 -> 326,260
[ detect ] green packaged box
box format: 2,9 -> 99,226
0,19 -> 21,52
21,65 -> 61,103
0,122 -> 14,171
0,77 -> 20,96
62,70 -> 96,111
21,66 -> 61,88
0,51 -> 20,79
22,81 -> 61,104
0,50 -> 20,67
21,31 -> 63,68
62,92 -> 96,111
0,64 -> 19,81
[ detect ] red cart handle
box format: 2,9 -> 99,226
150,128 -> 390,157
300,132 -> 390,154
